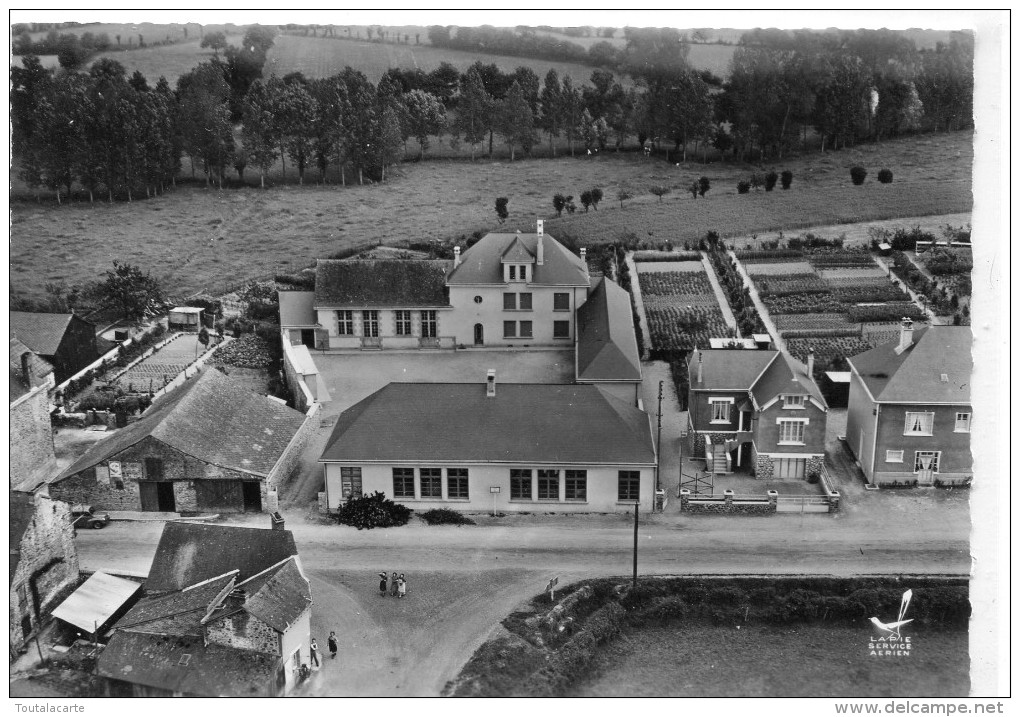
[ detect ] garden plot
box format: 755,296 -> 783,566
786,336 -> 874,369
745,261 -> 815,275
756,273 -> 830,296
817,267 -> 887,280
112,334 -> 203,390
637,270 -> 730,353
635,260 -> 705,274
773,314 -> 854,332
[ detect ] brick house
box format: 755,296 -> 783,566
10,492 -> 80,655
10,312 -> 99,384
49,368 -> 309,514
97,522 -> 311,697
845,322 -> 972,487
10,337 -> 58,492
687,348 -> 828,479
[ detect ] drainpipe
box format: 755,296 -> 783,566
870,403 -> 881,482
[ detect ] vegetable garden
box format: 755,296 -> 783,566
636,269 -> 731,353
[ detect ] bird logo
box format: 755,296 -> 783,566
869,589 -> 913,637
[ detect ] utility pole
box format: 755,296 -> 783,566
656,380 -> 663,493
632,500 -> 639,588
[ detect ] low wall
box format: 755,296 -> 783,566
679,489 -> 777,516
267,402 -> 320,496
282,337 -> 317,413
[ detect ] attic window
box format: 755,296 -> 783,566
782,395 -> 806,409
941,373 -> 949,383
179,654 -> 192,666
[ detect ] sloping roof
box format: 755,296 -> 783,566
576,278 -> 642,383
278,291 -> 318,328
228,558 -> 310,633
314,259 -> 451,307
50,572 -> 142,633
10,336 -> 54,401
54,368 -> 306,482
501,236 -> 535,262
9,312 -> 76,356
751,352 -> 826,406
117,573 -> 237,636
689,350 -> 779,391
9,491 -> 36,585
144,523 -> 298,593
847,326 -> 972,403
322,382 -> 656,465
447,233 -> 589,286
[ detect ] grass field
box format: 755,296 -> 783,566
85,36 -> 245,84
23,22 -> 240,43
9,130 -> 973,305
574,624 -> 969,697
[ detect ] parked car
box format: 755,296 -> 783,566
70,504 -> 110,532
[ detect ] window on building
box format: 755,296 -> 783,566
886,450 -> 904,463
341,467 -> 363,499
913,451 -> 941,473
510,469 -> 532,499
394,310 -> 412,336
447,469 -> 469,499
508,265 -> 517,281
565,470 -> 587,501
553,321 -> 570,339
362,311 -> 379,338
618,471 -> 640,502
954,412 -> 971,433
782,394 -> 806,409
504,293 -> 517,310
709,399 -> 731,423
904,412 -> 935,436
420,468 -> 443,498
537,470 -> 559,500
145,457 -> 163,480
504,321 -> 517,338
393,468 -> 415,498
519,293 -> 532,311
554,293 -> 570,311
336,310 -> 354,335
519,321 -> 533,338
778,420 -> 806,444
421,311 -> 437,338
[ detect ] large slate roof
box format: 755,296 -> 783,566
576,278 -> 642,382
54,367 -> 306,482
689,349 -> 825,406
9,312 -> 78,356
314,259 -> 452,307
10,336 -> 54,402
447,232 -> 589,286
321,382 -> 656,466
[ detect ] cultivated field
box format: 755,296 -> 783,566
86,36 -> 245,84
637,268 -> 730,351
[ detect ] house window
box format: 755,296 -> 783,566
421,311 -> 437,338
341,467 -> 363,499
145,457 -> 163,480
508,265 -> 517,281
510,469 -> 532,500
394,310 -> 412,336
393,468 -> 415,498
553,321 -> 570,339
447,469 -> 469,499
618,471 -> 640,502
778,420 -> 806,444
537,470 -> 559,500
336,311 -> 354,335
782,395 -> 806,409
504,293 -> 517,310
914,451 -> 941,473
709,399 -> 731,423
554,293 -> 570,311
904,412 -> 934,436
504,321 -> 517,338
954,412 -> 971,433
519,321 -> 533,339
519,293 -> 532,311
565,470 -> 587,501
420,468 -> 443,498
886,450 -> 904,463
362,311 -> 379,338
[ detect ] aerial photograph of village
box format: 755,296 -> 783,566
8,9 -> 1008,710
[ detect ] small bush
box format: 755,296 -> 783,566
419,509 -> 476,526
332,491 -> 412,530
781,170 -> 793,189
764,171 -> 778,192
736,180 -> 751,194
877,168 -> 893,184
850,166 -> 868,185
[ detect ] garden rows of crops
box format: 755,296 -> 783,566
637,270 -> 730,352
913,247 -> 973,304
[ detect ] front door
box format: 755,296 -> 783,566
242,482 -> 263,512
473,323 -> 484,346
915,451 -> 938,486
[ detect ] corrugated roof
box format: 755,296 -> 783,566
576,278 -> 642,382
689,350 -> 778,391
314,260 -> 451,307
145,523 -> 298,593
847,326 -> 972,403
447,233 -> 589,286
10,336 -> 54,401
278,291 -> 318,328
9,312 -> 75,356
51,572 -> 142,633
54,367 -> 306,482
322,382 -> 656,465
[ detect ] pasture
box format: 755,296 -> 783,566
86,36 -> 245,84
22,22 -> 240,43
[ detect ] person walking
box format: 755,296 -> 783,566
327,632 -> 338,660
397,573 -> 407,599
389,572 -> 399,597
309,638 -> 320,668
378,572 -> 388,596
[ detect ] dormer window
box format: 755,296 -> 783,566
509,265 -> 517,281
782,395 -> 806,409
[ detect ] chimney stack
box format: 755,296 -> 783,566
807,350 -> 815,378
486,369 -> 496,398
20,352 -> 33,389
895,318 -> 914,355
536,220 -> 544,266
696,351 -> 703,385
453,246 -> 461,268
579,247 -> 587,276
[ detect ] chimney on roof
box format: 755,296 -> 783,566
20,352 -> 33,388
486,369 -> 496,398
807,350 -> 815,378
453,246 -> 461,269
895,317 -> 914,354
536,220 -> 544,266
579,247 -> 587,277
697,351 -> 703,385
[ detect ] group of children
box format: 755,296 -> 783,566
379,571 -> 408,598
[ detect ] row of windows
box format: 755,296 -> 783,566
885,450 -> 942,473
393,467 -> 468,499
504,321 -> 571,339
710,395 -> 807,424
503,293 -> 571,311
903,411 -> 971,436
336,311 -> 437,338
507,264 -> 530,281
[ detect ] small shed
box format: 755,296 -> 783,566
168,307 -> 204,331
877,242 -> 893,257
51,572 -> 142,640
821,371 -> 851,408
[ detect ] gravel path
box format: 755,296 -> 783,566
699,251 -> 739,335
625,252 -> 651,359
728,250 -> 784,351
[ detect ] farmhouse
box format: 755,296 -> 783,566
10,311 -> 99,384
48,367 -> 309,514
320,372 -> 657,513
10,336 -> 58,492
97,522 -> 311,697
845,321 -> 972,487
687,348 -> 827,480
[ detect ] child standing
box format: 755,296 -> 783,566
378,572 -> 388,596
389,572 -> 399,597
397,573 -> 407,599
327,632 -> 338,660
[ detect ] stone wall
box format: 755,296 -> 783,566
10,385 -> 57,491
267,404 -> 319,497
206,610 -> 280,655
755,453 -> 775,480
806,456 -> 824,478
679,489 -> 777,516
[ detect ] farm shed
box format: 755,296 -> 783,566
168,307 -> 203,331
51,572 -> 141,640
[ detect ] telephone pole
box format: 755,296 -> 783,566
656,380 -> 663,492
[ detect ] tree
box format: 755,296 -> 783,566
177,62 -> 233,188
580,190 -> 593,212
96,261 -> 166,321
650,185 -> 671,202
402,89 -> 446,159
590,187 -> 603,210
496,81 -> 536,162
375,105 -> 404,181
538,69 -> 562,156
241,79 -> 280,188
495,197 -> 509,223
688,181 -> 700,199
576,108 -> 596,152
198,327 -> 210,349
453,69 -> 492,160
553,193 -> 566,216
617,188 -> 633,208
281,82 -> 318,183
698,176 -> 710,197
559,76 -> 584,156
200,31 -> 227,57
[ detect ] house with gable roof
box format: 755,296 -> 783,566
9,312 -> 99,384
845,321 -> 972,487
